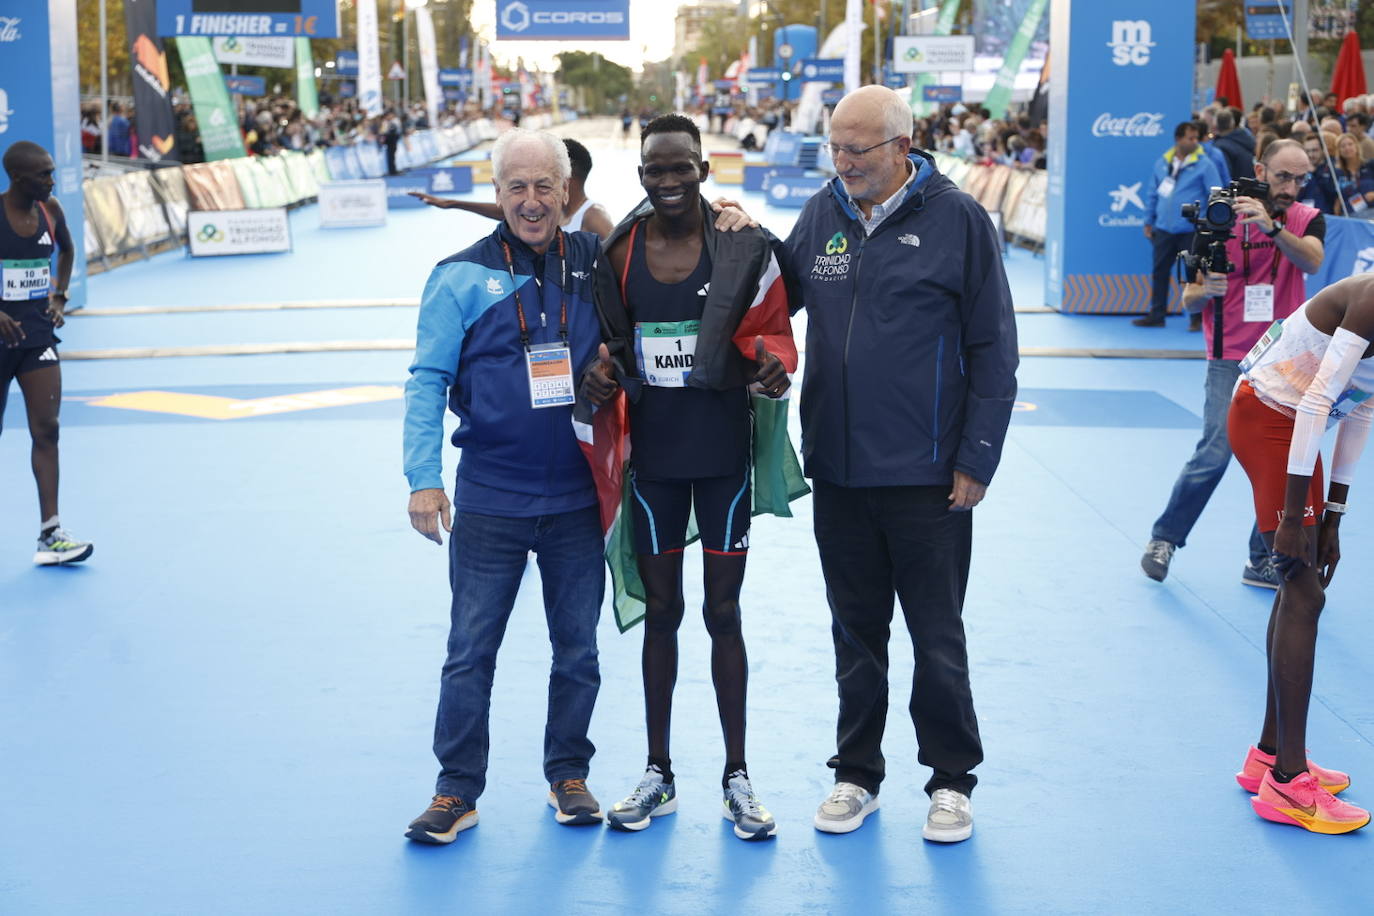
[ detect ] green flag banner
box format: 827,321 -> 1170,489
176,37 -> 246,161
911,0 -> 963,116
296,37 -> 319,119
983,0 -> 1049,119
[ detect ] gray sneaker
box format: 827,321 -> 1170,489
606,766 -> 677,831
1140,538 -> 1175,581
1242,558 -> 1281,590
722,770 -> 777,841
813,781 -> 879,834
922,788 -> 973,843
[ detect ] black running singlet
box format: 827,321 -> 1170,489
624,221 -> 750,480
0,201 -> 64,349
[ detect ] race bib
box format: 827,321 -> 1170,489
1239,319 -> 1284,375
1157,176 -> 1176,197
636,320 -> 699,387
525,343 -> 575,409
1244,284 -> 1274,323
1,258 -> 50,301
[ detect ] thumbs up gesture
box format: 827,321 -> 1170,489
584,342 -> 620,406
753,335 -> 789,399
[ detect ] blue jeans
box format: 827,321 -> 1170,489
1152,359 -> 1266,563
433,506 -> 604,801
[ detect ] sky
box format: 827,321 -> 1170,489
471,0 -> 683,73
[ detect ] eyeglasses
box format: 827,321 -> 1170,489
1267,170 -> 1311,189
824,136 -> 905,159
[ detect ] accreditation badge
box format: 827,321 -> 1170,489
526,342 -> 575,409
1,259 -> 51,301
1244,284 -> 1274,323
1157,176 -> 1176,198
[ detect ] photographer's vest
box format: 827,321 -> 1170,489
1202,201 -> 1318,361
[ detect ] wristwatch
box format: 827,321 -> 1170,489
52,289 -> 68,299
1263,223 -> 1282,238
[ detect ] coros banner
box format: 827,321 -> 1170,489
495,0 -> 630,41
318,180 -> 387,229
212,36 -> 294,67
891,36 -> 976,74
1046,1 -> 1192,312
0,0 -> 87,310
188,209 -> 292,256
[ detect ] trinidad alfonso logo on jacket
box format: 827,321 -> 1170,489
812,232 -> 852,281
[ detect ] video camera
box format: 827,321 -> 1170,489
1180,176 -> 1270,275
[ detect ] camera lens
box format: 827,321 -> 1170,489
1206,199 -> 1233,226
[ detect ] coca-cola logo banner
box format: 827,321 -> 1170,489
1045,1 -> 1193,311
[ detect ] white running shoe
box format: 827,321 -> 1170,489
922,788 -> 973,843
34,527 -> 94,566
814,782 -> 879,834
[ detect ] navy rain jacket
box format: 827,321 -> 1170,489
780,150 -> 1019,488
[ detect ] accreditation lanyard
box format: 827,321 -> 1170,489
1240,221 -> 1282,323
501,231 -> 575,409
501,229 -> 570,348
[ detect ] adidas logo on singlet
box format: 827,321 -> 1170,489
697,282 -> 710,297
38,348 -> 57,361
38,232 -> 52,246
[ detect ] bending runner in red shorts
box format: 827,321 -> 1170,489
1227,273 -> 1374,833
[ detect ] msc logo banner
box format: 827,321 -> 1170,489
496,0 -> 630,40
1108,20 -> 1153,66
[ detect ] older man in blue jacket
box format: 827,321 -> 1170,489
1136,121 -> 1222,326
780,86 -> 1018,844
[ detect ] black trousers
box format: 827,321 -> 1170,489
812,480 -> 982,798
1148,230 -> 1193,320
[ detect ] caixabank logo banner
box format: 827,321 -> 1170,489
496,0 -> 630,40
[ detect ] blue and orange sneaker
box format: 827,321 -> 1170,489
1235,746 -> 1350,794
1251,770 -> 1370,835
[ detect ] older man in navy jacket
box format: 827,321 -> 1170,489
780,86 -> 1018,843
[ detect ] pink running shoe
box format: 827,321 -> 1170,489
1251,770 -> 1370,835
1235,746 -> 1350,794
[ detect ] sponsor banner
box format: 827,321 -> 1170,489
882,66 -> 905,89
909,0 -> 961,114
0,0 -> 87,308
744,165 -> 806,192
157,0 -> 341,38
1306,216 -> 1374,298
411,166 -> 475,196
383,174 -> 431,209
188,209 -> 292,256
984,0 -> 1049,118
821,89 -> 845,105
225,74 -> 266,96
356,0 -> 383,115
1047,0 -> 1192,311
1244,0 -> 1292,41
892,36 -> 976,73
125,0 -> 181,162
324,145 -> 364,180
763,174 -> 829,208
177,36 -> 247,160
922,85 -> 962,102
296,37 -> 319,118
415,7 -> 440,128
713,79 -> 733,90
212,35 -> 293,67
495,0 -> 631,40
763,131 -> 803,165
318,179 -> 387,228
746,68 -> 781,84
335,50 -> 358,75
797,58 -> 844,82
439,68 -> 473,86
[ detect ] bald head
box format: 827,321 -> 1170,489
3,140 -> 51,178
832,86 -> 915,144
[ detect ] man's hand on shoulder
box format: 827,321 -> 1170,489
710,197 -> 759,232
409,488 -> 453,545
948,470 -> 987,512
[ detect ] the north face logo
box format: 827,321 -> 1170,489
898,233 -> 920,247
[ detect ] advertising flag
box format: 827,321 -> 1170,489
124,0 -> 180,161
983,0 -> 1049,118
296,38 -> 320,118
357,0 -> 384,115
911,0 -> 962,115
176,37 -> 247,161
415,7 -> 441,127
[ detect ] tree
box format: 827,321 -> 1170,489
556,51 -> 633,114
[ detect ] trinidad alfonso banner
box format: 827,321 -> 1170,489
1045,0 -> 1192,313
125,0 -> 181,162
176,36 -> 247,161
0,0 -> 87,310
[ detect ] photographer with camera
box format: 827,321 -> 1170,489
1136,122 -> 1222,327
1140,140 -> 1324,587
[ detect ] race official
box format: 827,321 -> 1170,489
401,129 -> 615,843
1141,139 -> 1325,586
779,86 -> 1018,844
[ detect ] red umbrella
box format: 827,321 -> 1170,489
1215,48 -> 1242,110
1330,31 -> 1368,109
